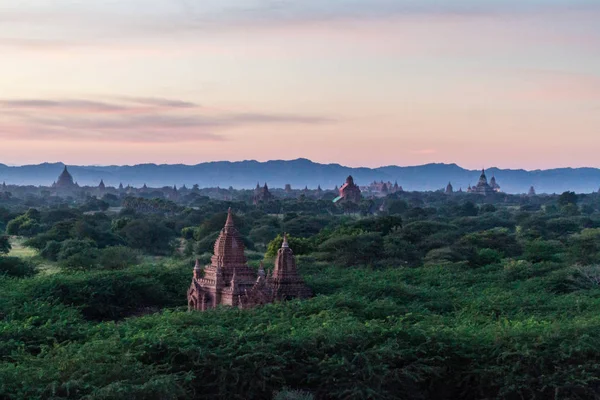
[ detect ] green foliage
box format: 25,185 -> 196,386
0,256 -> 37,277
6,209 -> 41,236
273,389 -> 314,400
558,191 -> 578,206
4,191 -> 600,399
0,235 -> 11,254
265,234 -> 312,258
459,228 -> 521,257
524,239 -> 564,263
118,219 -> 175,255
569,228 -> 600,264
316,232 -> 383,267
97,246 -> 142,270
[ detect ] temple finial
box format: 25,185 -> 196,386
282,233 -> 289,248
225,207 -> 234,226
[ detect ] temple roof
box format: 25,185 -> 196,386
55,165 -> 75,188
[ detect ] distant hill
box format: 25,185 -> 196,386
0,159 -> 599,194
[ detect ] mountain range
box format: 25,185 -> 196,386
0,159 -> 599,194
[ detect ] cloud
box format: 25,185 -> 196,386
0,37 -> 82,51
0,96 -> 333,143
3,0 -> 599,41
118,97 -> 199,108
0,99 -> 127,112
0,98 -> 199,114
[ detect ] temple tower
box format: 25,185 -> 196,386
269,234 -> 312,300
188,208 -> 258,310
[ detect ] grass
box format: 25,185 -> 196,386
8,236 -> 60,275
8,237 -> 38,258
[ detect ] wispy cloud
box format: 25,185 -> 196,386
0,99 -> 127,112
0,96 -> 334,143
119,97 -> 199,108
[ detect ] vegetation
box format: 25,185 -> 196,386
2,190 -> 600,398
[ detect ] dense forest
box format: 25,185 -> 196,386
1,189 -> 600,399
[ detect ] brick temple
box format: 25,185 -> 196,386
333,175 -> 362,204
467,169 -> 500,195
187,208 -> 312,311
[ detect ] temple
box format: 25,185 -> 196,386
364,180 -> 402,194
187,209 -> 311,311
490,175 -> 501,192
467,169 -> 498,195
333,176 -> 362,204
52,166 -> 79,194
445,182 -> 453,194
253,182 -> 274,205
528,186 -> 536,196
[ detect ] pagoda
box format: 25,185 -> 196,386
333,176 -> 362,204
489,175 -> 501,192
187,209 -> 312,311
269,234 -> 313,300
467,169 -> 496,195
53,165 -> 76,189
445,182 -> 454,194
253,182 -> 274,205
52,165 -> 79,196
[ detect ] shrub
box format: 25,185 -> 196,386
97,246 -> 142,270
273,389 -> 314,400
0,257 -> 37,277
40,240 -> 62,261
524,239 -> 564,263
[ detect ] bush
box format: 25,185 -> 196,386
317,232 -> 383,267
473,248 -> 503,267
0,235 -> 11,255
0,257 -> 37,277
523,239 -> 563,263
273,389 -> 314,400
40,240 -> 62,261
265,234 -> 312,258
424,247 -> 463,266
58,239 -> 99,271
97,246 -> 142,270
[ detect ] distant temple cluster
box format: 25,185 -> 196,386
6,164 -> 548,202
187,209 -> 312,310
465,169 -> 501,195
362,180 -> 403,194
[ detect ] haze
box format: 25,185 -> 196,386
1,0 -> 599,169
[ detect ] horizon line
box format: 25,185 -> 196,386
2,158 -> 600,172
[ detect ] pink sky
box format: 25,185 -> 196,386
0,1 -> 599,169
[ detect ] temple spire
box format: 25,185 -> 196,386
282,233 -> 289,248
225,207 -> 234,227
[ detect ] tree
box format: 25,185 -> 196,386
317,232 -> 383,267
0,235 -> 11,255
265,234 -> 312,257
119,219 -> 175,255
569,229 -> 600,264
558,191 -> 578,207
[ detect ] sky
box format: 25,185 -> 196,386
0,0 -> 599,169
